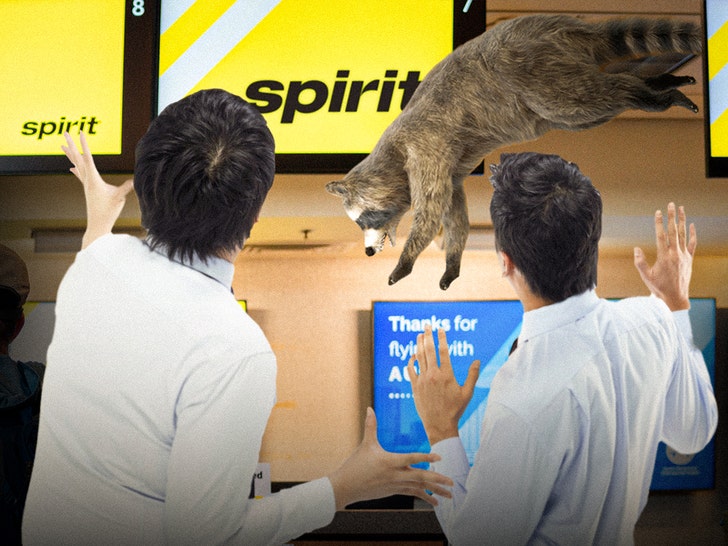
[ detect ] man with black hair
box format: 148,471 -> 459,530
408,152 -> 717,545
24,89 -> 451,545
0,244 -> 44,545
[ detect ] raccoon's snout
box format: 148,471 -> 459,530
363,228 -> 387,256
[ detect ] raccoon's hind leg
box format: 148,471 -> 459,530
527,70 -> 698,132
641,74 -> 699,112
645,73 -> 696,91
634,85 -> 698,113
439,180 -> 469,290
614,72 -> 699,113
389,161 -> 452,286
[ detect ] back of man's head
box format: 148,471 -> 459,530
489,152 -> 602,303
0,244 -> 29,344
135,88 -> 275,262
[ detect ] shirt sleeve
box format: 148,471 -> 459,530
431,404 -> 560,545
164,351 -> 335,545
660,310 -> 718,454
241,478 -> 336,545
430,436 -> 470,526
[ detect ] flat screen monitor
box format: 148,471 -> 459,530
156,0 -> 486,173
372,300 -> 522,466
0,0 -> 159,174
372,298 -> 716,491
704,0 -> 728,177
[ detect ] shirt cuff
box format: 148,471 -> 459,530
672,309 -> 695,346
295,477 -> 336,527
430,436 -> 470,483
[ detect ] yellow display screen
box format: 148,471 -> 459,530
158,0 -> 485,173
0,0 -> 158,174
705,0 -> 728,177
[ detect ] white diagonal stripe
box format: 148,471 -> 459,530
158,0 -> 281,112
160,0 -> 196,34
710,68 -> 728,125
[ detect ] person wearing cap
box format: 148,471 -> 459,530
0,244 -> 44,545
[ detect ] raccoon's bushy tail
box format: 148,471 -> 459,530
595,18 -> 701,63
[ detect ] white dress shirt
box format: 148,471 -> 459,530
23,234 -> 335,545
432,290 -> 717,546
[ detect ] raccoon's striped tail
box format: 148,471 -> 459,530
595,18 -> 701,64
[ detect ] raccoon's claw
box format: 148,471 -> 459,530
681,99 -> 699,113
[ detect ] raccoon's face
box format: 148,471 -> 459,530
325,180 -> 406,256
349,205 -> 404,255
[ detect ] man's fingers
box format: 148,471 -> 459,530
401,467 -> 453,496
437,328 -> 453,372
407,354 -> 418,386
633,246 -> 648,274
666,202 -> 677,250
62,131 -> 78,157
415,332 -> 427,373
463,360 -> 481,396
390,450 -> 442,469
687,222 -> 697,256
422,328 -> 436,372
62,133 -> 80,166
654,209 -> 667,253
412,491 -> 440,507
118,178 -> 135,199
79,131 -> 94,166
676,204 -> 687,251
397,483 -> 451,507
62,132 -> 88,182
401,466 -> 452,491
361,407 -> 378,446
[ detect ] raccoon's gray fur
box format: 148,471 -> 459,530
326,14 -> 701,290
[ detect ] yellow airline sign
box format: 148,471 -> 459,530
0,0 -> 126,155
158,0 -> 452,154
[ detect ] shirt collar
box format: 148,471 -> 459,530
519,289 -> 600,344
147,240 -> 235,290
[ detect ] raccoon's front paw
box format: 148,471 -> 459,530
439,268 -> 460,291
388,262 -> 413,286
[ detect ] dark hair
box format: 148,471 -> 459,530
489,152 -> 602,303
135,89 -> 275,262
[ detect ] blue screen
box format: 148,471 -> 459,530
372,300 -> 523,465
372,298 -> 716,490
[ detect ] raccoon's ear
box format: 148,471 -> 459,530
325,180 -> 347,196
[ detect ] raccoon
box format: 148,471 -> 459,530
326,14 -> 701,290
